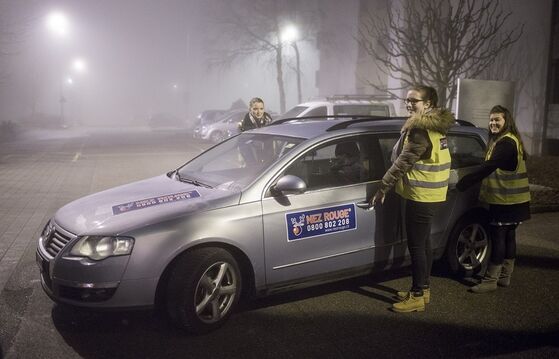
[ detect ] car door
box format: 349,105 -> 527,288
262,134 -> 401,285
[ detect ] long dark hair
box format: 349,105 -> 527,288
488,105 -> 527,158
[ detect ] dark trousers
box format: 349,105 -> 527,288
405,199 -> 440,294
489,224 -> 517,264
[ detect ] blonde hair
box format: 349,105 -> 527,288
249,97 -> 264,108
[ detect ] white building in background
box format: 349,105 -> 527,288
314,0 -> 360,97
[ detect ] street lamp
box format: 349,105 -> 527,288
46,10 -> 71,126
46,11 -> 70,38
281,24 -> 302,104
72,58 -> 87,73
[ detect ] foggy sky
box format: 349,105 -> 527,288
0,0 -> 320,126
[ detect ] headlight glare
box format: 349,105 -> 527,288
70,236 -> 134,260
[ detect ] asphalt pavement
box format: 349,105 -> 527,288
0,127 -> 558,359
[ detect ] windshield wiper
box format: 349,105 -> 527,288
175,171 -> 213,188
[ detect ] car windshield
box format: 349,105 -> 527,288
279,106 -> 308,119
177,133 -> 305,191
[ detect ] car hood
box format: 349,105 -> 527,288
54,174 -> 241,235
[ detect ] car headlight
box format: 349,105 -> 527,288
69,236 -> 134,261
41,220 -> 54,238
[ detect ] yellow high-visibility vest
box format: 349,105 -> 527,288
479,133 -> 530,205
395,129 -> 451,202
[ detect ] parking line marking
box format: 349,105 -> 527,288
72,142 -> 85,162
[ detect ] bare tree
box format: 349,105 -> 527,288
358,0 -> 523,108
0,1 -> 27,85
206,0 -> 316,113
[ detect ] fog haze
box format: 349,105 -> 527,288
0,0 -> 321,127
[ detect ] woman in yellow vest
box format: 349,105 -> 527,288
370,85 -> 455,312
456,105 -> 530,293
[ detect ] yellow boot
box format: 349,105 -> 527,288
392,292 -> 425,312
396,288 -> 430,304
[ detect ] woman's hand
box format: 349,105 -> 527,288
369,190 -> 386,208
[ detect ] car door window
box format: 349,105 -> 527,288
447,134 -> 486,169
282,135 -> 383,191
378,135 -> 400,168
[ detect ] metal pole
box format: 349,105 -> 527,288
293,42 -> 302,104
59,78 -> 65,127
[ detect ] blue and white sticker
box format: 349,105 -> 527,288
285,203 -> 356,241
112,190 -> 200,215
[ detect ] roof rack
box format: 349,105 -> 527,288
270,114 -> 388,126
326,94 -> 397,101
455,119 -> 475,127
326,116 -> 407,131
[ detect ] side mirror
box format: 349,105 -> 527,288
272,175 -> 307,195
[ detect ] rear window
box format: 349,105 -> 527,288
447,134 -> 486,169
334,104 -> 389,116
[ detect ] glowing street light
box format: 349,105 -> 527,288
281,24 -> 302,103
46,11 -> 70,38
72,58 -> 87,73
281,24 -> 299,43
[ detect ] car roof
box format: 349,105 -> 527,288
251,116 -> 487,141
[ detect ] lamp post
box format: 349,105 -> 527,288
46,11 -> 70,126
281,24 -> 302,104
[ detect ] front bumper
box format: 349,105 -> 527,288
36,224 -> 157,309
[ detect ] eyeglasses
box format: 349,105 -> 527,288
404,98 -> 424,105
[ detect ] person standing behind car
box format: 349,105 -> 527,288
238,97 -> 273,165
238,97 -> 273,132
456,105 -> 530,293
369,85 -> 455,313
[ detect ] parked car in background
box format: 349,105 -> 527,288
201,109 -> 246,143
192,110 -> 227,139
148,113 -> 183,130
36,116 -> 490,334
279,95 -> 397,120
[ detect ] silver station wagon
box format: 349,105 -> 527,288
36,117 -> 490,333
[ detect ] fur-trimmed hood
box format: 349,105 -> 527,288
402,108 -> 455,135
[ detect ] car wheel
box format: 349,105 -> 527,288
210,131 -> 223,143
445,212 -> 490,277
166,247 -> 241,334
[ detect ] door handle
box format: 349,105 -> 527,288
356,201 -> 374,211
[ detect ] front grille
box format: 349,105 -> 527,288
45,227 -> 74,257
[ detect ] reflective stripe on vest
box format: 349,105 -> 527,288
479,133 -> 531,205
395,129 -> 451,202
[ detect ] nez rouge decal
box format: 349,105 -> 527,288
286,203 -> 356,241
112,190 -> 200,215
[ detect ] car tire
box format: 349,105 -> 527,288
445,212 -> 490,277
166,247 -> 241,334
210,131 -> 223,143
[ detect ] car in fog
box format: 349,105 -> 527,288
200,109 -> 246,143
279,95 -> 397,120
192,110 -> 227,139
36,116 -> 490,334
